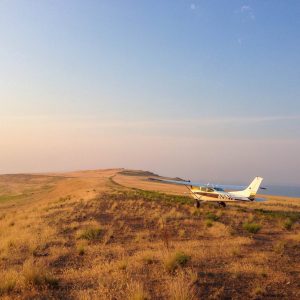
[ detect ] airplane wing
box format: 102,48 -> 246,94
149,178 -> 266,191
149,177 -> 206,187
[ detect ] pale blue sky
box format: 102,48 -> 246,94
0,1 -> 300,185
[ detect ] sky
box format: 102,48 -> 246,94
0,0 -> 300,186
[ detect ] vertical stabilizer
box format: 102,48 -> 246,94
247,177 -> 263,199
233,177 -> 263,199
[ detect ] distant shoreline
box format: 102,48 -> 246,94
259,185 -> 300,198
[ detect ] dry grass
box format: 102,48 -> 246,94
282,218 -> 294,230
22,259 -> 59,288
164,251 -> 191,273
0,271 -> 18,296
168,271 -> 197,300
0,169 -> 299,299
242,222 -> 262,234
78,226 -> 102,241
127,281 -> 150,300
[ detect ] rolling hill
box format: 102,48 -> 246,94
0,169 -> 299,299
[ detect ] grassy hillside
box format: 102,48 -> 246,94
0,169 -> 299,299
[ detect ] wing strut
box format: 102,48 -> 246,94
184,185 -> 203,208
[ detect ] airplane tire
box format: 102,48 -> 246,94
194,200 -> 200,208
218,201 -> 226,208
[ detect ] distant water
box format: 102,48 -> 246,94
259,185 -> 300,198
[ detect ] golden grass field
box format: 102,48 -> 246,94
0,169 -> 299,299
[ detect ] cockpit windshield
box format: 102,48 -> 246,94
200,187 -> 214,192
214,187 -> 224,192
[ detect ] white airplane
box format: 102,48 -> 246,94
149,176 -> 265,207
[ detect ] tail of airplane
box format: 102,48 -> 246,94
234,177 -> 263,200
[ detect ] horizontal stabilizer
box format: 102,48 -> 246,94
254,198 -> 266,202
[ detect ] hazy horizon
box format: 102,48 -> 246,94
1,1 -> 299,186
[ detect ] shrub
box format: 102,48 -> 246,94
178,229 -> 185,237
252,286 -> 265,297
117,260 -> 128,271
206,212 -> 219,221
231,247 -> 241,257
283,218 -> 293,230
192,209 -> 202,217
141,254 -> 155,265
273,241 -> 286,254
78,227 -> 102,241
205,220 -> 213,228
243,222 -> 261,234
77,244 -> 85,255
164,251 -> 190,272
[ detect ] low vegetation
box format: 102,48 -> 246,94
0,272 -> 17,296
23,259 -> 59,288
205,211 -> 219,221
168,271 -> 197,300
254,208 -> 300,222
205,219 -> 214,227
78,226 -> 102,241
164,251 -> 191,272
77,243 -> 85,255
0,169 -> 299,299
106,185 -> 193,206
242,222 -> 262,234
283,218 -> 294,230
127,281 -> 150,300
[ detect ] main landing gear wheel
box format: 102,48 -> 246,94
218,201 -> 226,208
194,200 -> 201,208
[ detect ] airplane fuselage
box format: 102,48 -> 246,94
190,187 -> 251,202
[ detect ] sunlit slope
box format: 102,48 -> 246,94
0,169 -> 299,299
